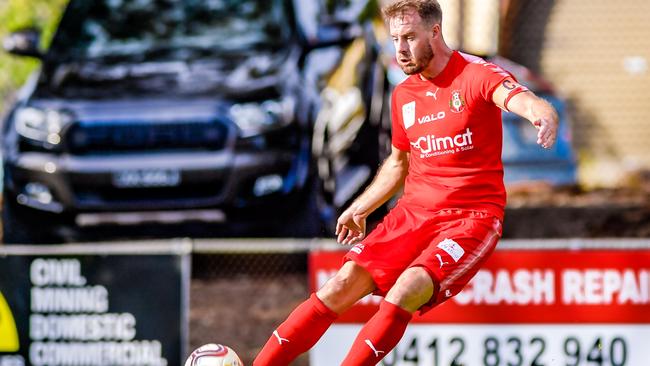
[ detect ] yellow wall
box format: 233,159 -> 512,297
540,1 -> 650,185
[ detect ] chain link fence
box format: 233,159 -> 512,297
189,241 -> 332,366
437,0 -> 650,185
500,0 -> 650,185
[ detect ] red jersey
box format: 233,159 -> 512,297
391,51 -> 512,220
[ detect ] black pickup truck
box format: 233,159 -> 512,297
1,0 -> 391,242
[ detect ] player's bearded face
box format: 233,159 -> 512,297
398,41 -> 434,75
390,13 -> 435,76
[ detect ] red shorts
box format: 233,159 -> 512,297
344,203 -> 502,313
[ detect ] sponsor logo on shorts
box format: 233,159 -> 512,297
445,289 -> 453,297
435,254 -> 449,268
437,238 -> 465,262
350,244 -> 364,255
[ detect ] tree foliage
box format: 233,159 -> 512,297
0,0 -> 68,111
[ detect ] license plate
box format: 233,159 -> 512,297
112,169 -> 181,188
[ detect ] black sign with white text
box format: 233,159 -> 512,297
0,247 -> 189,366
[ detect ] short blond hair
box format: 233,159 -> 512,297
381,0 -> 443,27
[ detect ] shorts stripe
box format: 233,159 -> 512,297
439,218 -> 501,293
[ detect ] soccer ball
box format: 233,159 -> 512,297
184,343 -> 244,366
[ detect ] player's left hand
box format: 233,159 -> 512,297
533,117 -> 558,149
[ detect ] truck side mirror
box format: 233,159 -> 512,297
3,28 -> 43,59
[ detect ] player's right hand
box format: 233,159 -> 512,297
335,208 -> 366,245
533,116 -> 558,149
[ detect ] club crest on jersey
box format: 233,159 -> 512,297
402,101 -> 416,129
449,90 -> 466,113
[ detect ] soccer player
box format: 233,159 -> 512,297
253,0 -> 558,365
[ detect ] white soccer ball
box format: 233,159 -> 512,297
184,343 -> 244,366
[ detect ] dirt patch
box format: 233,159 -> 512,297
190,275 -> 310,366
503,184 -> 650,237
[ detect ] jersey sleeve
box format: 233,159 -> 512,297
470,59 -> 515,103
390,90 -> 410,151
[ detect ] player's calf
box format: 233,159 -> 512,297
252,294 -> 337,366
340,300 -> 413,366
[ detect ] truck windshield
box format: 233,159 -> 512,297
48,0 -> 291,61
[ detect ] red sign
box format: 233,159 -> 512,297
309,249 -> 650,324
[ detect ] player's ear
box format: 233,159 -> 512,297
431,23 -> 441,39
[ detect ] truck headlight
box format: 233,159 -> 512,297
229,97 -> 295,137
14,107 -> 74,146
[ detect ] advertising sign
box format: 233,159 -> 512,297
309,241 -> 650,366
0,243 -> 190,366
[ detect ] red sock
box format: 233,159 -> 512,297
340,300 -> 412,366
253,293 -> 338,366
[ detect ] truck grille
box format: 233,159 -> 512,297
65,119 -> 229,154
73,182 -> 225,209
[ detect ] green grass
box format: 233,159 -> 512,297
0,0 -> 67,112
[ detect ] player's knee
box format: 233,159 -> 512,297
386,267 -> 435,312
317,262 -> 373,313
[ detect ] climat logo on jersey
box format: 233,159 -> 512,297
410,128 -> 474,158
